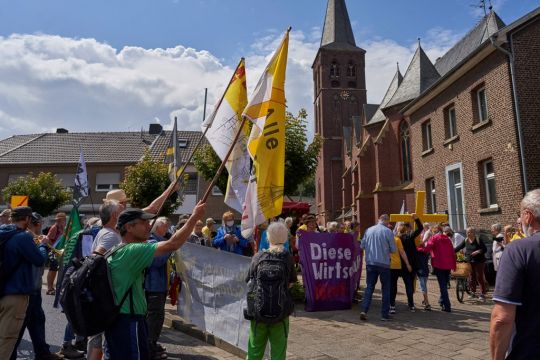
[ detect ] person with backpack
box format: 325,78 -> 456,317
103,203 -> 205,359
0,206 -> 45,359
244,222 -> 297,360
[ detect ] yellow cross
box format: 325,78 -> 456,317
389,191 -> 448,224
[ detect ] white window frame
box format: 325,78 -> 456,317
95,172 -> 121,192
8,174 -> 27,183
178,139 -> 188,148
446,106 -> 457,138
422,121 -> 433,151
445,163 -> 467,231
427,178 -> 436,213
483,160 -> 498,208
476,87 -> 488,122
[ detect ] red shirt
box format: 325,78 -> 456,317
418,233 -> 456,270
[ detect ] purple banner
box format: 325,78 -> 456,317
298,231 -> 362,312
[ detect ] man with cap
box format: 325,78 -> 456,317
104,201 -> 205,359
202,218 -> 216,241
103,181 -> 178,213
45,212 -> 66,295
0,207 -> 45,358
0,209 -> 11,225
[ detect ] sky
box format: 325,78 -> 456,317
0,0 -> 538,140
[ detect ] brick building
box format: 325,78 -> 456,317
0,125 -> 234,224
316,1 -> 540,231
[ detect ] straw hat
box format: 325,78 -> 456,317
103,189 -> 128,203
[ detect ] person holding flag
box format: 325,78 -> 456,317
44,212 -> 66,295
241,28 -> 290,239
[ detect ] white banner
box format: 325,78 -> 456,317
175,243 -> 251,351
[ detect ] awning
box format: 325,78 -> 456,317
336,209 -> 353,220
281,201 -> 311,214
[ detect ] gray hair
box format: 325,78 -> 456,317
284,217 -> 293,227
99,200 -> 120,225
267,222 -> 288,248
491,223 -> 502,233
379,214 -> 389,222
327,221 -> 338,232
152,216 -> 170,232
521,189 -> 540,220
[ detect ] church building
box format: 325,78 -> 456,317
314,0 -> 540,232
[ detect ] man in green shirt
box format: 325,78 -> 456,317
104,201 -> 205,360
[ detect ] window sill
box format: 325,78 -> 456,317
443,135 -> 460,146
478,206 -> 500,214
421,148 -> 434,157
471,118 -> 492,133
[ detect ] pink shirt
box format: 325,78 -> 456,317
418,233 -> 456,270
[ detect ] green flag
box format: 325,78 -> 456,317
54,207 -> 83,264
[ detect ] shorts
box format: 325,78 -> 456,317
418,276 -> 428,293
47,256 -> 59,271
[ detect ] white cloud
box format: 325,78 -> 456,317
0,27 -> 459,142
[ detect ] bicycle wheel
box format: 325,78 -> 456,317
456,278 -> 465,303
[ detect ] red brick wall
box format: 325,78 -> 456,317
408,50 -> 523,231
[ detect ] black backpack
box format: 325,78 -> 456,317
60,244 -> 134,336
245,251 -> 294,324
0,227 -> 24,298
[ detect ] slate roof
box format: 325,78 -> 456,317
320,0 -> 361,51
384,45 -> 440,109
367,68 -> 403,124
149,130 -> 206,163
435,11 -> 506,76
343,126 -> 352,154
0,130 -> 204,165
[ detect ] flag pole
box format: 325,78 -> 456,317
200,116 -> 248,203
150,58 -> 246,219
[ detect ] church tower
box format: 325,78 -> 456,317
313,0 -> 366,224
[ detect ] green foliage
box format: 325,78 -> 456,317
290,281 -> 306,303
284,109 -> 322,196
120,151 -> 182,216
193,108 -> 322,197
2,172 -> 72,216
193,144 -> 229,194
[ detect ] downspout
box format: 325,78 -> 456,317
490,34 -> 528,194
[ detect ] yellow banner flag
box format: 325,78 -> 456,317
241,28 -> 290,237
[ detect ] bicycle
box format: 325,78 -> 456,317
454,275 -> 472,303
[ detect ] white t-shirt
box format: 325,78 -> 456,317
91,227 -> 122,253
452,232 -> 465,248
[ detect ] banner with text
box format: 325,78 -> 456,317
298,232 -> 362,312
175,243 -> 251,351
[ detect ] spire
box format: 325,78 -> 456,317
320,0 -> 359,50
367,66 -> 403,124
384,42 -> 440,109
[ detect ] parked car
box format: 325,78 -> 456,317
456,230 -> 496,286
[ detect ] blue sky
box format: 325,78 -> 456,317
0,0 -> 538,139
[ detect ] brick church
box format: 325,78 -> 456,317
314,0 -> 540,232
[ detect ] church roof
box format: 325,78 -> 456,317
367,68 -> 403,124
343,126 -> 352,154
352,114 -> 365,144
384,44 -> 440,109
435,11 -> 506,76
320,0 -> 361,51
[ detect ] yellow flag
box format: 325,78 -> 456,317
241,29 -> 289,237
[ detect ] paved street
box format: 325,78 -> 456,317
15,275 -> 491,359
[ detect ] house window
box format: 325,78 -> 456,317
212,186 -> 223,196
444,106 -> 457,139
56,173 -> 76,191
178,139 -> 188,148
421,120 -> 433,151
95,173 -> 121,192
482,160 -> 498,207
8,174 -> 26,183
474,87 -> 489,123
400,121 -> 412,182
426,178 -> 437,213
183,173 -> 198,195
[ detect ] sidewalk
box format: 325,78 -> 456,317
166,276 -> 492,359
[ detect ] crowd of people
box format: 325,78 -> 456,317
0,186 -> 539,359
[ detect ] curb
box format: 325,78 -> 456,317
164,308 -> 246,359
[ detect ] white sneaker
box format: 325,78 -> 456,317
389,306 -> 396,314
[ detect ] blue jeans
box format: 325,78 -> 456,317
104,314 -> 149,360
362,265 -> 391,318
10,292 -> 49,359
434,268 -> 451,312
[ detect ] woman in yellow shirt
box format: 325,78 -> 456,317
389,236 -> 413,314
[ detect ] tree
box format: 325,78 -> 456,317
2,172 -> 72,216
193,108 -> 322,196
120,151 -> 182,216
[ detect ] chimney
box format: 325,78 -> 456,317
149,123 -> 163,135
56,128 -> 69,134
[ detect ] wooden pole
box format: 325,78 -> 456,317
200,116 -> 248,203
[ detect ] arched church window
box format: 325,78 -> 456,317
400,121 -> 413,182
347,62 -> 356,77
